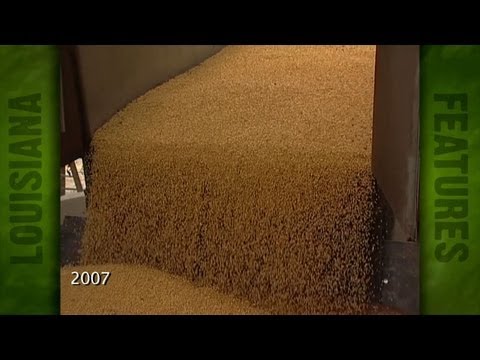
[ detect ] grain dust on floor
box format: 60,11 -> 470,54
61,265 -> 265,315
74,46 -> 381,315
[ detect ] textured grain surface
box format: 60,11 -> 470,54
80,46 -> 378,314
61,265 -> 264,314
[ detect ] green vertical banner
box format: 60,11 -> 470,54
0,46 -> 60,314
420,45 -> 480,314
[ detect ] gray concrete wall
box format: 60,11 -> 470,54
76,45 -> 224,137
372,45 -> 420,314
372,45 -> 420,243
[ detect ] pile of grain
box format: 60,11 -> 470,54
61,265 -> 265,315
81,46 -> 378,314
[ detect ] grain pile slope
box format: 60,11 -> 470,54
61,265 -> 265,315
83,46 -> 378,314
